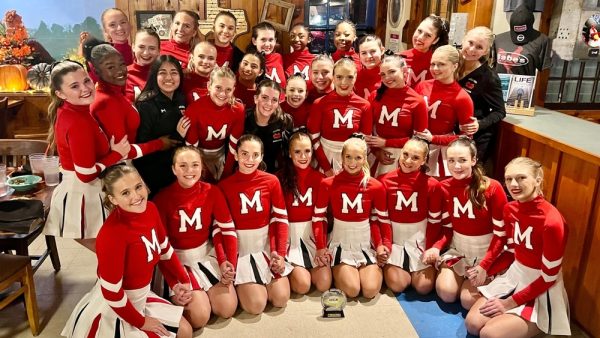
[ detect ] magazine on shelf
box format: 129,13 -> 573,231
505,74 -> 537,109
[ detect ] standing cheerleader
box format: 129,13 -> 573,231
154,147 -> 238,328
466,157 -> 570,337
219,135 -> 290,314
400,15 -> 449,88
355,35 -> 385,99
307,54 -> 335,102
378,138 -> 444,294
211,11 -> 244,71
248,22 -> 286,88
62,165 -> 193,338
100,8 -> 133,65
184,41 -> 217,103
414,45 -> 475,178
433,137 -> 508,309
331,20 -> 361,71
161,10 -> 202,69
234,51 -> 265,110
366,54 -> 428,177
312,137 -> 389,298
44,61 -> 130,250
185,66 -> 245,181
278,132 -> 330,294
125,28 -> 161,102
281,74 -> 311,130
283,23 -> 315,80
307,58 -> 372,176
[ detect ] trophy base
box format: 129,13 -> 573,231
322,309 -> 345,318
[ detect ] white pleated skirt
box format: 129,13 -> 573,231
176,243 -> 221,292
45,170 -> 108,239
329,218 -> 376,268
387,219 -> 429,272
201,146 -> 225,181
62,282 -> 183,338
287,221 -> 317,268
428,144 -> 450,178
320,137 -> 344,174
439,232 -> 492,276
368,147 -> 401,177
478,261 -> 571,335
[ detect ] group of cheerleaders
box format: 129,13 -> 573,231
40,7 -> 570,338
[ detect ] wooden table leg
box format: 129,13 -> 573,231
45,235 -> 60,272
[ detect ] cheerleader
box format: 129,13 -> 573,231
125,28 -> 161,102
366,54 -> 428,177
465,157 -> 571,337
378,137 -> 444,294
400,15 -> 449,88
331,20 -> 361,71
154,147 -> 238,327
161,10 -> 202,69
211,11 -> 244,71
307,54 -> 334,102
62,165 -> 193,338
185,66 -> 244,181
355,35 -> 385,99
183,41 -> 217,103
248,22 -> 286,88
218,135 -> 290,314
100,8 -> 133,65
135,55 -> 189,197
44,61 -> 130,250
244,79 -> 294,174
414,45 -> 475,178
234,51 -> 265,110
278,132 -> 330,294
283,23 -> 315,80
312,136 -> 389,298
281,74 -> 311,130
307,57 -> 372,176
433,137 -> 508,309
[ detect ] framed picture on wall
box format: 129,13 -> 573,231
260,0 -> 295,31
135,10 -> 175,40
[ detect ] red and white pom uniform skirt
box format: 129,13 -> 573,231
235,226 -> 292,285
45,170 -> 107,239
176,242 -> 221,292
201,145 -> 225,181
62,282 -> 183,338
439,232 -> 491,276
387,219 -> 429,272
320,137 -> 344,174
329,218 -> 376,268
287,220 -> 317,269
368,147 -> 401,177
428,143 -> 450,178
478,261 -> 571,335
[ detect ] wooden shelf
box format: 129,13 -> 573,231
0,91 -> 50,98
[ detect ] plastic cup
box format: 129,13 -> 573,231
29,153 -> 46,176
42,156 -> 60,186
0,163 -> 6,195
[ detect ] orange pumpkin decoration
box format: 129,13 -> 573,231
0,64 -> 29,91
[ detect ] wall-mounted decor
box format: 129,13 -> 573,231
135,10 -> 175,40
260,0 -> 295,31
198,0 -> 249,39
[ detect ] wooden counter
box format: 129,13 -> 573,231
495,107 -> 600,337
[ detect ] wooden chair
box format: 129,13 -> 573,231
0,139 -> 49,168
0,254 -> 40,336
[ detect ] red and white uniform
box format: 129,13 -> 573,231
215,44 -> 233,67
45,102 -> 124,239
281,167 -> 324,268
183,72 -> 209,103
219,170 -> 291,284
161,39 -> 191,69
414,79 -> 474,177
434,177 -> 508,276
125,62 -> 150,103
478,196 -> 570,335
400,48 -> 433,88
185,96 -> 245,180
234,79 -> 257,110
62,203 -> 189,338
307,91 -> 372,173
264,52 -> 286,88
332,48 -> 362,71
154,181 -> 237,291
368,86 -> 428,176
91,80 -> 164,160
113,41 -> 134,66
284,49 -> 315,81
306,86 -> 332,103
378,169 -> 445,272
281,100 -> 312,130
354,66 -> 381,99
312,171 -> 390,267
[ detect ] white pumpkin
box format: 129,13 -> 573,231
26,63 -> 52,90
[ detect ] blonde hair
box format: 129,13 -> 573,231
188,41 -> 217,73
101,165 -> 144,211
100,8 -> 129,42
433,45 -> 460,80
505,157 -> 544,195
333,57 -> 357,75
312,53 -> 334,68
171,10 -> 203,47
208,65 -> 237,105
341,136 -> 370,188
459,26 -> 495,74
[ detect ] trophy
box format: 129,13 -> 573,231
321,288 -> 347,318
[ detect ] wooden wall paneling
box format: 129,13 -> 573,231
552,155 -> 599,301
404,0 -> 427,49
493,124 -> 530,181
231,0 -> 261,52
375,0 -> 388,43
526,139 -> 561,202
456,0 -> 493,30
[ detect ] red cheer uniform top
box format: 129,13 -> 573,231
91,80 -> 164,159
219,170 -> 289,257
378,169 -> 446,249
281,100 -> 312,130
306,86 -> 332,103
183,72 -> 210,103
161,39 -> 192,69
369,86 -> 428,149
264,52 -> 286,88
414,79 -> 474,145
307,91 -> 373,172
185,96 -> 245,178
54,102 -> 123,182
113,41 -> 133,66
284,49 -> 315,80
332,48 -> 362,71
354,66 -> 381,99
154,180 -> 238,267
233,79 -> 257,110
400,48 -> 433,88
216,44 -> 234,67
125,62 -> 151,103
95,202 -> 189,329
281,167 -> 325,223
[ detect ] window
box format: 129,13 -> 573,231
544,59 -> 600,110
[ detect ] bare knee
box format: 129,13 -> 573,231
436,284 -> 459,303
460,293 -> 477,310
212,301 -> 237,319
176,318 -> 193,338
240,297 -> 266,315
270,292 -> 290,308
337,281 -> 360,298
361,285 -> 380,299
464,314 -> 484,336
479,325 -> 501,338
314,277 -> 332,292
290,278 -> 311,295
412,279 -> 434,295
385,272 -> 410,293
185,306 -> 210,329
